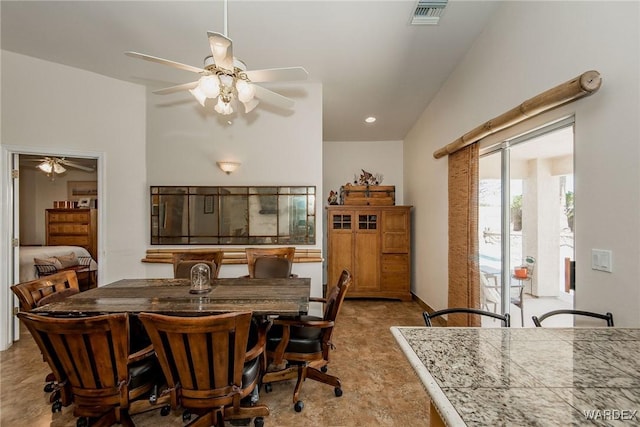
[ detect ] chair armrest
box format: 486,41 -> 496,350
273,317 -> 334,329
245,318 -> 270,362
128,344 -> 155,364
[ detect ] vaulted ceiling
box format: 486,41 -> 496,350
1,1 -> 500,141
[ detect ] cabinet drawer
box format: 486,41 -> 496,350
381,254 -> 409,271
48,212 -> 90,223
381,254 -> 409,291
49,224 -> 89,234
48,236 -> 90,246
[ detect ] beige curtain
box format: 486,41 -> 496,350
448,143 -> 480,326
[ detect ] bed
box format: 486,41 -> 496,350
19,246 -> 97,282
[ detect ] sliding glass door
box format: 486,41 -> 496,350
479,118 -> 575,327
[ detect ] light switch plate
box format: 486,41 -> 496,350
591,249 -> 612,272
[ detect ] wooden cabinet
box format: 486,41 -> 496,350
327,205 -> 411,301
46,209 -> 98,260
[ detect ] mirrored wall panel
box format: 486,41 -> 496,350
151,186 -> 316,245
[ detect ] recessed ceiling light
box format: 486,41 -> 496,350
365,116 -> 376,124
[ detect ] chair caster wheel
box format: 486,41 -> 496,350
76,417 -> 89,427
335,387 -> 343,397
254,417 -> 264,427
160,405 -> 171,416
182,410 -> 192,421
49,390 -> 61,403
44,382 -> 55,393
294,400 -> 304,412
321,365 -> 328,373
264,383 -> 272,393
51,401 -> 62,413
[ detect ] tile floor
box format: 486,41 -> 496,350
0,299 -> 430,427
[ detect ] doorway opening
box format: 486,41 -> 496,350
478,118 -> 575,327
3,148 -> 102,346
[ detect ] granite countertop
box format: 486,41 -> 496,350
391,327 -> 640,426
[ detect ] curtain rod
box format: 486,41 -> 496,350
433,70 -> 602,159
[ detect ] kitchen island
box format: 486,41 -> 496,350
391,326 -> 640,426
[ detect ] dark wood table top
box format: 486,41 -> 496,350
33,277 -> 310,316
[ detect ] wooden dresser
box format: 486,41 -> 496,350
326,205 -> 412,301
45,209 -> 98,260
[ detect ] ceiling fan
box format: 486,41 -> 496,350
124,0 -> 308,115
26,157 -> 95,175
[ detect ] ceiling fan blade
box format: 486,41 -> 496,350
254,85 -> 295,109
153,81 -> 199,95
245,67 -> 309,83
59,159 -> 95,172
125,51 -> 205,74
207,32 -> 234,71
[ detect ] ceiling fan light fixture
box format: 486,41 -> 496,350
37,161 -> 53,174
242,98 -> 260,114
219,74 -> 234,88
236,79 -> 256,103
199,75 -> 220,98
189,86 -> 208,107
214,97 -> 233,115
53,163 -> 67,174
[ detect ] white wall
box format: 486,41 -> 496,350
323,140 -> 404,206
404,2 -> 640,326
322,140 -> 404,282
1,50 -> 148,285
144,81 -> 325,300
1,50 -> 149,349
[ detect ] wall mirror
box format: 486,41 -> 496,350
151,186 -> 316,245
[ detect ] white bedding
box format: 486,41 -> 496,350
19,246 -> 97,282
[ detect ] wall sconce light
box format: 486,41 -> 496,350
217,161 -> 240,175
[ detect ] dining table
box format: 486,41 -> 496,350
33,277 -> 310,317
391,326 -> 640,427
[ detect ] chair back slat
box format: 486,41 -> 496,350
16,312 -> 130,406
139,311 -> 252,409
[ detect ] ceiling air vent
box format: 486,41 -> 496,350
411,0 -> 448,25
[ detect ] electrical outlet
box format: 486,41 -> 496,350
591,249 -> 612,273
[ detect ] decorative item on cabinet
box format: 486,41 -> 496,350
326,205 -> 411,301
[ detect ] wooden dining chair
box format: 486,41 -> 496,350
532,309 -> 614,327
423,307 -> 511,327
172,250 -> 224,279
10,270 -> 80,407
11,270 -> 80,313
245,247 -> 296,278
262,269 -> 352,412
17,311 -> 169,426
138,311 -> 270,427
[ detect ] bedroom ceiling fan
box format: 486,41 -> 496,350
26,157 -> 95,177
125,0 -> 308,116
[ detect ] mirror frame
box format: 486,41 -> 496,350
150,186 -> 316,245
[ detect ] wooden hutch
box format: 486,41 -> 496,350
326,204 -> 412,301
